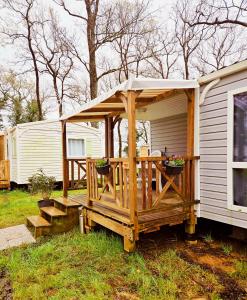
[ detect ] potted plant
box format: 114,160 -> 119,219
95,159 -> 110,175
28,169 -> 56,208
164,156 -> 185,176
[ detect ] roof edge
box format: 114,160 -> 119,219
199,60 -> 247,85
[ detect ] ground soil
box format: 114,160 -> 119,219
0,269 -> 12,300
138,225 -> 247,300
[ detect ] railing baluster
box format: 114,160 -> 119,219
147,161 -> 152,208
141,161 -> 146,210
119,162 -> 123,207
123,167 -> 128,208
155,166 -> 160,197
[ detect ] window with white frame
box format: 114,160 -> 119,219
68,138 -> 85,158
228,88 -> 247,211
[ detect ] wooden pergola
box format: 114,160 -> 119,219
61,78 -> 200,252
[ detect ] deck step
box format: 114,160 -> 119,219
54,197 -> 82,208
40,206 -> 67,217
27,215 -> 51,227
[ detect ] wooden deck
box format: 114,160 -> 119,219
69,190 -> 197,234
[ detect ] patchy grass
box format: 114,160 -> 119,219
0,229 -> 224,300
203,232 -> 214,243
233,260 -> 247,280
221,243 -> 233,256
0,189 -> 85,228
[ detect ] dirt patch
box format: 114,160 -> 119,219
178,250 -> 246,300
0,268 -> 12,300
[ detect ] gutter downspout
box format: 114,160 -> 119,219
199,78 -> 221,106
196,77 -> 220,218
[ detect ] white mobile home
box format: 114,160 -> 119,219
150,60 -> 247,229
4,120 -> 103,185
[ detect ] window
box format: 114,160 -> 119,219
228,88 -> 247,211
68,138 -> 85,158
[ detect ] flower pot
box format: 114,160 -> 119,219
38,199 -> 54,208
165,163 -> 184,176
96,164 -> 110,175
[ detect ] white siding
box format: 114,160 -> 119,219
10,121 -> 102,184
200,69 -> 247,229
150,113 -> 187,156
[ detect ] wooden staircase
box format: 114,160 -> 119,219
27,197 -> 82,238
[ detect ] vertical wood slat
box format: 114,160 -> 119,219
78,162 -> 80,187
147,161 -> 152,208
141,161 -> 146,210
86,159 -> 91,205
71,160 -> 74,188
155,167 -> 160,197
112,163 -> 116,199
119,162 -> 123,207
62,121 -> 68,197
123,167 -> 128,209
94,161 -> 98,199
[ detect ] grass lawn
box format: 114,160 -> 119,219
0,190 -> 246,299
0,189 -> 85,229
0,230 -> 224,300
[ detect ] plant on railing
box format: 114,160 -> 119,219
164,156 -> 185,175
28,169 -> 56,201
95,159 -> 110,175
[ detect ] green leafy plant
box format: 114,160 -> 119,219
28,169 -> 55,200
204,233 -> 214,243
167,156 -> 185,167
221,243 -> 233,256
96,159 -> 108,168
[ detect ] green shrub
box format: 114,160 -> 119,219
28,169 -> 55,200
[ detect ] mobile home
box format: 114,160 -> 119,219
150,60 -> 247,229
5,120 -> 103,185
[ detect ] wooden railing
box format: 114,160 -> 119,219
86,156 -> 199,216
87,158 -> 130,214
67,158 -> 87,189
0,160 -> 10,189
136,156 -> 197,212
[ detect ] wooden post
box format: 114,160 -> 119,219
105,117 -> 109,158
105,116 -> 114,158
108,117 -> 114,158
62,120 -> 68,197
127,91 -> 138,245
185,89 -> 196,237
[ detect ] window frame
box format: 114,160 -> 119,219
227,86 -> 247,213
67,137 -> 86,159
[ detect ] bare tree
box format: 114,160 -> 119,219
186,0 -> 247,28
145,31 -> 179,79
1,0 -> 43,120
54,0 -> 153,99
173,0 -> 212,79
35,10 -> 75,117
194,27 -> 247,75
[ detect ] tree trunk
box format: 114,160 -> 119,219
53,77 -> 62,117
85,0 -> 99,128
27,20 -> 43,120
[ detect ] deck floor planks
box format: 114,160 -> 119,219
68,189 -> 192,231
